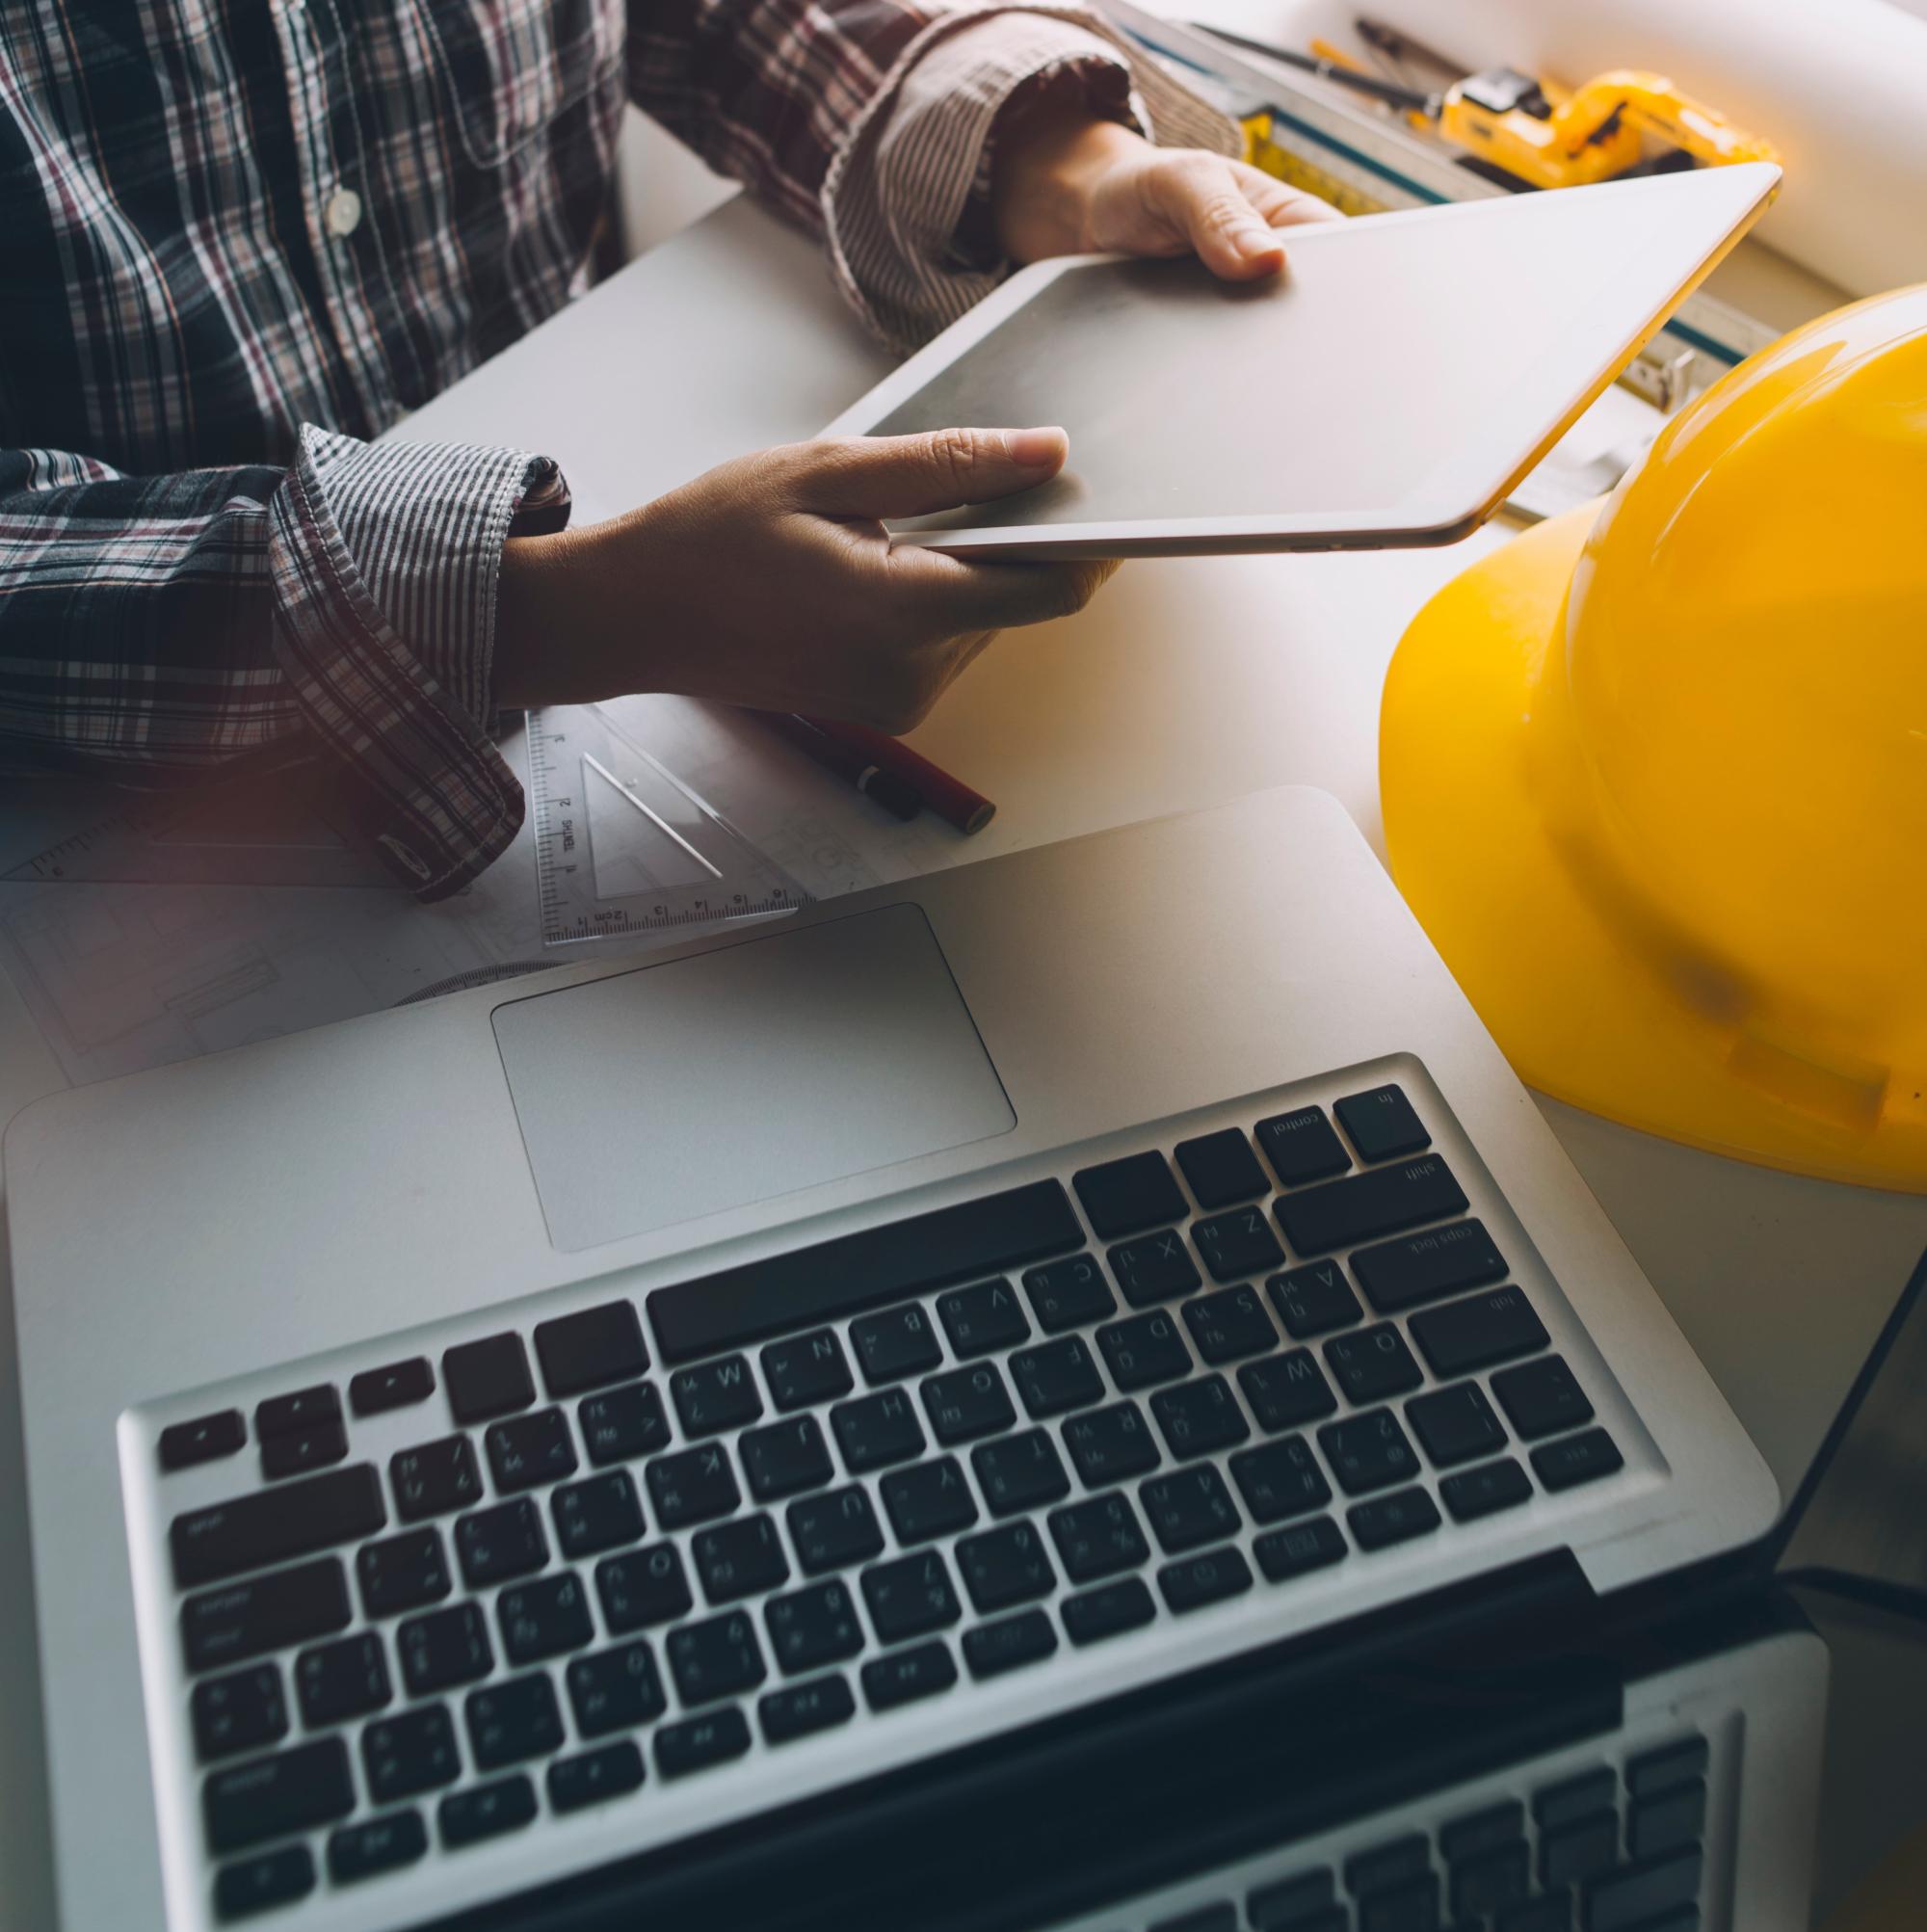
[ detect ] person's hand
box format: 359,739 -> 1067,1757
991,95 -> 1341,279
494,428 -> 1113,729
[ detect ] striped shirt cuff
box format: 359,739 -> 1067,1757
267,425 -> 563,899
823,7 -> 1241,354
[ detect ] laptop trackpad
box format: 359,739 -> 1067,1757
491,904 -> 1016,1253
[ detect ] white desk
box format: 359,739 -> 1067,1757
2,193 -> 1922,1929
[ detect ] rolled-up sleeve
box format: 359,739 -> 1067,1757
823,8 -> 1241,353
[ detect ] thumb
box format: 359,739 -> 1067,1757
791,426 -> 1068,518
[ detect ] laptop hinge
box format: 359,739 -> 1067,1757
412,1549 -> 1614,1932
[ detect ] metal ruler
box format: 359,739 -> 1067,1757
525,702 -> 808,948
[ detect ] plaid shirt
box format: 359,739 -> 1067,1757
0,2 -> 1228,895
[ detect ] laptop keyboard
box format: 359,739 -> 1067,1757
147,1077 -> 1634,1923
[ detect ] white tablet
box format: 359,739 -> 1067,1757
823,163 -> 1778,559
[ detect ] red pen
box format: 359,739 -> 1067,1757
801,717 -> 996,834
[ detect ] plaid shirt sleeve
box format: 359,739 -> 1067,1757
0,429 -> 568,899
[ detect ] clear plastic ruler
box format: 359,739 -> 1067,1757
525,703 -> 810,948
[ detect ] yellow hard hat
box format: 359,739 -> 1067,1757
1381,285 -> 1927,1191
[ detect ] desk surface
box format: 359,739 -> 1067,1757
1,192 -> 1921,1930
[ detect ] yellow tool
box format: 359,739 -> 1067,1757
1380,284 -> 1927,1192
1439,66 -> 1780,190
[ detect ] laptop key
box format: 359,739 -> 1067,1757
740,1414 -> 835,1500
548,1740 -> 647,1813
1409,1285 -> 1549,1379
1098,1309 -> 1192,1391
466,1672 -> 565,1769
1491,1356 -> 1595,1441
567,1639 -> 668,1736
1254,1514 -> 1347,1583
937,1278 -> 1031,1358
255,1385 -> 340,1442
921,1362 -> 1017,1444
1348,1486 -> 1442,1551
1275,1154 -> 1468,1257
1268,1262 -> 1363,1339
362,1704 -> 461,1804
863,1638 -> 959,1711
534,1300 -> 648,1398
1158,1545 -> 1254,1613
1408,1383 -> 1508,1469
1497,1898 -> 1575,1932
1150,1374 -> 1251,1459
1630,1780 -> 1706,1858
455,1496 -> 548,1588
1335,1084 -> 1432,1162
1255,1106 -> 1351,1186
671,1354 -> 763,1436
595,1542 -> 693,1630
1062,1399 -> 1161,1486
399,1601 -> 493,1695
1192,1205 -> 1284,1284
647,1442 -> 741,1529
1108,1229 -> 1203,1308
295,1633 -> 390,1728
1049,1492 -> 1150,1584
328,1810 -> 428,1885
1175,1127 -> 1270,1208
260,1421 -> 347,1481
1140,1465 -> 1241,1554
764,1578 -> 865,1674
1532,1428 -> 1623,1493
1319,1410 -> 1420,1496
439,1773 -> 537,1849
693,1512 -> 791,1602
850,1303 -> 943,1385
498,1570 -> 594,1663
655,1706 -> 752,1778
442,1333 -> 535,1424
759,1674 -> 857,1745
1352,1219 -> 1507,1314
1324,1324 -> 1424,1404
957,1520 -> 1057,1611
1011,1336 -> 1105,1418
485,1408 -> 577,1495
964,1608 -> 1058,1680
172,1462 -> 385,1589
1061,1575 -> 1156,1646
1247,1867 -> 1336,1927
648,1179 -> 1081,1364
159,1408 -> 246,1472
192,1664 -> 287,1763
357,1527 -> 451,1618
1229,1437 -> 1333,1524
1542,1810 -> 1621,1889
1182,1284 -> 1279,1364
213,1843 -> 315,1919
204,1734 -> 355,1854
1239,1351 -> 1338,1433
1439,1457 -> 1533,1522
1626,1734 -> 1708,1797
1022,1255 -> 1117,1332
974,1429 -> 1072,1516
1073,1150 -> 1188,1239
1533,1766 -> 1618,1830
1347,1834 -> 1431,1893
1440,1799 -> 1525,1864
349,1359 -> 435,1417
390,1436 -> 482,1523
182,1557 -> 351,1674
832,1389 -> 926,1472
761,1329 -> 855,1411
578,1382 -> 671,1465
883,1456 -> 979,1543
861,1549 -> 961,1644
670,1609 -> 766,1704
787,1485 -> 885,1575
1582,1846 -> 1703,1930
552,1469 -> 646,1559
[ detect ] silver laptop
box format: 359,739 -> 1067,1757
3,785 -> 1778,1929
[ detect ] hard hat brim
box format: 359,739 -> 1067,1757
1380,505 -> 1927,1194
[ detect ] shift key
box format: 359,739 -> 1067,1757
172,1464 -> 385,1589
1274,1154 -> 1468,1257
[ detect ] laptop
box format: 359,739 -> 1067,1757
3,785 -> 1781,1929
